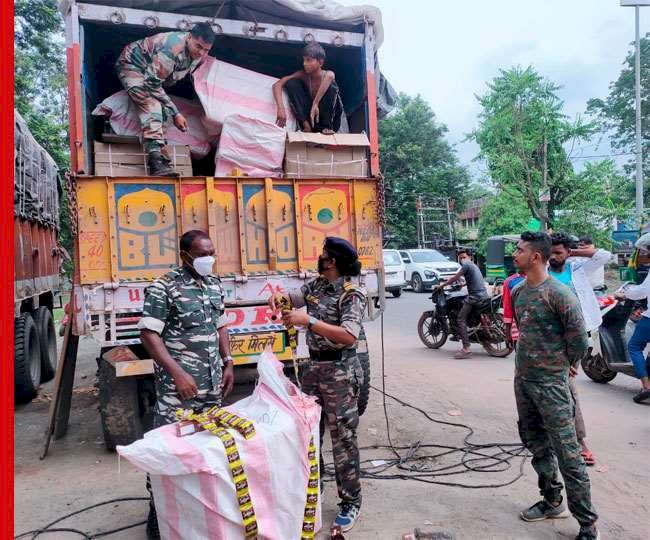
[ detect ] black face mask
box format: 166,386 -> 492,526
318,255 -> 331,274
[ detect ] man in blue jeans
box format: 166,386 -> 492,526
615,233 -> 650,404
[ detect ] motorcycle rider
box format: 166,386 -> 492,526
614,232 -> 650,404
437,249 -> 488,359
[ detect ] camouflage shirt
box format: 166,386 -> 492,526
290,276 -> 367,351
512,277 -> 589,382
116,31 -> 199,117
138,266 -> 227,395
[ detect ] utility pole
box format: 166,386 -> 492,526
621,1 -> 648,226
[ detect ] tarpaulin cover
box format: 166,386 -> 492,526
59,0 -> 396,117
117,350 -> 322,539
14,110 -> 60,228
92,91 -> 214,158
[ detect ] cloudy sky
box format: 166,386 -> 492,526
341,0 -> 650,179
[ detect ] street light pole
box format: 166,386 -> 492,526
622,1 -> 648,226
635,5 -> 644,225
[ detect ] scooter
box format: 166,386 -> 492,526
581,286 -> 648,383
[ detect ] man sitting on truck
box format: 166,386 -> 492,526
273,42 -> 344,134
115,22 -> 216,177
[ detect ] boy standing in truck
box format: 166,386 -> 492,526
273,42 -> 344,134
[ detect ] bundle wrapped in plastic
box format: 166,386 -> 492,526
117,350 -> 322,540
193,57 -> 296,136
92,91 -> 214,158
215,114 -> 286,177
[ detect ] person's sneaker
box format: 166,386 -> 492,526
333,503 -> 361,532
575,525 -> 600,540
520,499 -> 570,522
453,349 -> 472,359
146,505 -> 161,539
632,388 -> 650,403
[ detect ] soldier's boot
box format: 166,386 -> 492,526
520,498 -> 570,522
575,524 -> 600,540
146,503 -> 161,539
148,151 -> 179,177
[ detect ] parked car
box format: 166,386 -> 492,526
383,249 -> 407,297
400,249 -> 461,293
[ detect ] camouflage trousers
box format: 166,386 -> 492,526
300,351 -> 364,507
515,376 -> 598,527
116,62 -> 167,153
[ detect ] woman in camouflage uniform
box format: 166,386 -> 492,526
270,236 -> 367,533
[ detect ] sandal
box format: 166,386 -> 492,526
580,450 -> 596,466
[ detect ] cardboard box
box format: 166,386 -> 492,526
284,132 -> 370,178
93,141 -> 193,177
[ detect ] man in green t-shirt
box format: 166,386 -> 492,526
510,231 -> 600,540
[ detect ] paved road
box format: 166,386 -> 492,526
14,291 -> 649,539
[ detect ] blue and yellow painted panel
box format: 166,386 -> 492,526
77,180 -> 112,283
269,184 -> 298,271
113,183 -> 179,280
353,181 -> 381,269
298,183 -> 353,264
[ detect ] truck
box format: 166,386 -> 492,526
56,0 -> 391,449
14,110 -> 61,403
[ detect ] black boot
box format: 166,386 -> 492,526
148,151 -> 179,177
146,504 -> 161,539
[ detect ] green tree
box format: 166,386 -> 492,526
587,35 -> 649,183
470,66 -> 594,231
476,191 -> 532,254
554,160 -> 633,248
380,94 -> 470,247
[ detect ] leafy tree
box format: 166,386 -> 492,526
380,94 -> 470,247
470,66 -> 594,231
476,191 -> 532,254
554,160 -> 633,248
587,35 -> 649,184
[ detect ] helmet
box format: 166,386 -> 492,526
635,232 -> 650,251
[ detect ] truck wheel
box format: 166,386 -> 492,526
581,353 -> 617,384
97,356 -> 144,450
35,307 -> 57,382
15,313 -> 42,403
357,349 -> 371,417
412,273 -> 424,293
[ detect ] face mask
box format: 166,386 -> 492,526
191,255 -> 215,276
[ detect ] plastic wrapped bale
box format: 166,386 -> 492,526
92,91 -> 214,159
193,58 -> 296,136
117,350 -> 322,540
214,114 -> 286,177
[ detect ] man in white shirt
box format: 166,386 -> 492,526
614,233 -> 650,404
569,237 -> 607,291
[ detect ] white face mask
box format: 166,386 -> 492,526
192,256 -> 215,276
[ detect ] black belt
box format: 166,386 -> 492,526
309,349 -> 343,361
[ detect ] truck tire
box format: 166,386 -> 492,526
412,273 -> 424,293
35,307 -> 57,382
97,356 -> 144,451
357,350 -> 370,417
15,313 -> 42,403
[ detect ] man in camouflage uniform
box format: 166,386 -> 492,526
138,229 -> 234,539
116,22 -> 215,176
511,231 -> 600,540
270,237 -> 367,533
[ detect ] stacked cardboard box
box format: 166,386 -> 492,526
93,142 -> 192,177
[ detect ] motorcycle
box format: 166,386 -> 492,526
417,282 -> 513,357
581,287 -> 648,383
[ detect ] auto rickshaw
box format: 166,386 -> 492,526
485,235 -> 520,283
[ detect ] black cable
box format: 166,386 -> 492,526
321,312 -> 530,489
14,497 -> 149,540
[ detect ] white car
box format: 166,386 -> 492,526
400,249 -> 461,293
383,249 -> 407,297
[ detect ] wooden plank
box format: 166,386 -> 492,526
106,358 -> 155,377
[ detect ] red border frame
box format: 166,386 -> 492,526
0,2 -> 14,539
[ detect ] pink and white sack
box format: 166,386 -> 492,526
215,114 -> 286,177
92,91 -> 214,159
193,57 -> 296,136
117,350 -> 322,540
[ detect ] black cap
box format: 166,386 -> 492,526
324,237 -> 358,261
